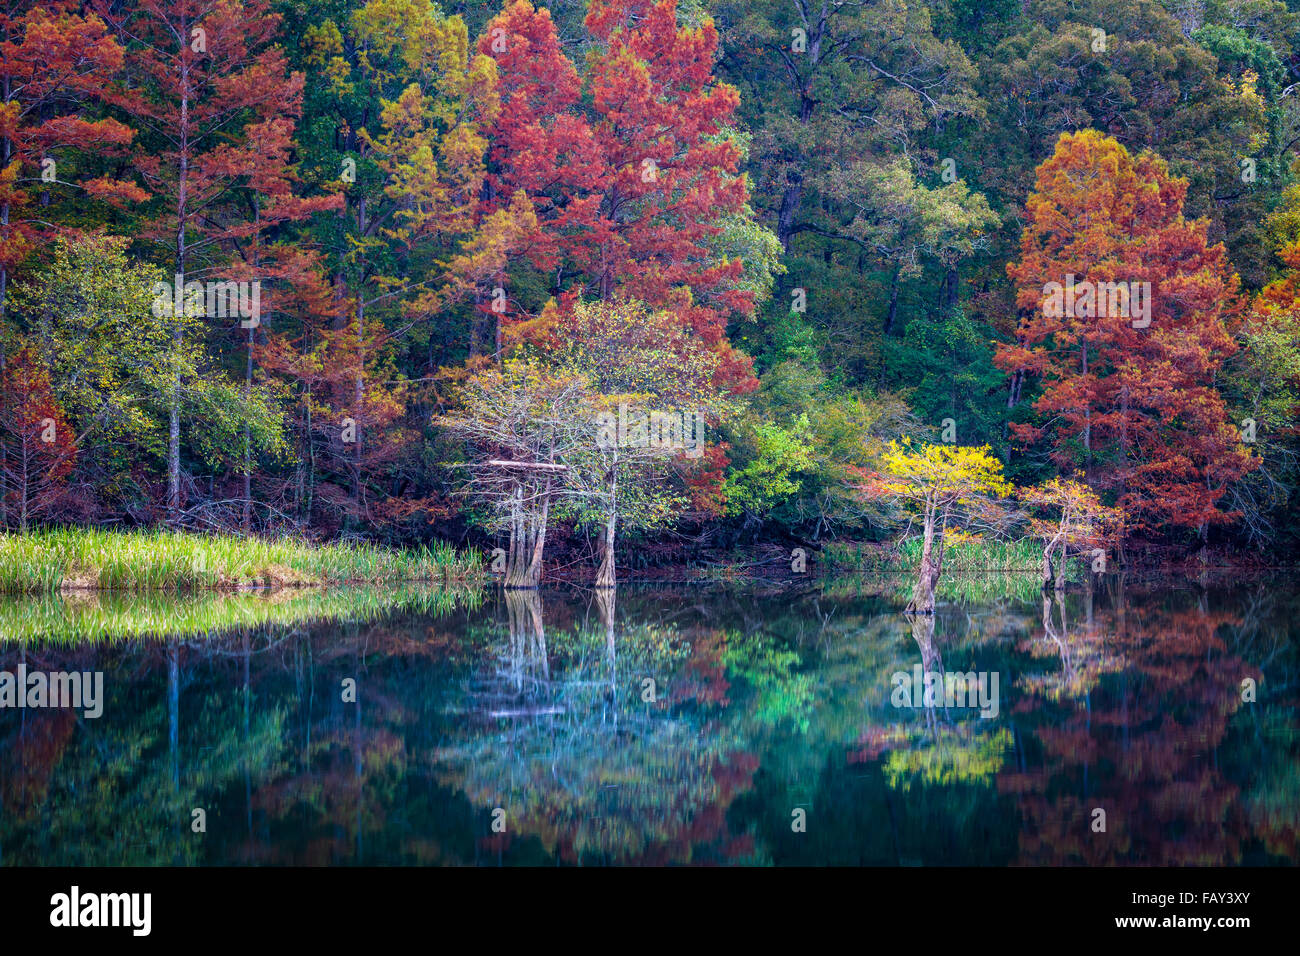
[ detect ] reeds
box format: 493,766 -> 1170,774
823,537 -> 1044,573
0,528 -> 481,594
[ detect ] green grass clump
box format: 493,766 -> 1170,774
823,537 -> 1044,573
0,528 -> 481,594
820,537 -> 1047,605
894,536 -> 1043,573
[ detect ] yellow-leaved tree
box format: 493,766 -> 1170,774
865,442 -> 1011,613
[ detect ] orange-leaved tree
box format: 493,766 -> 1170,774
0,341 -> 75,530
995,130 -> 1254,541
96,0 -> 318,521
1018,478 -> 1123,590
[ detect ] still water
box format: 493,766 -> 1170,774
1,576 -> 1296,865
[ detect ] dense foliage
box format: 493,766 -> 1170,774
3,0 -> 1299,572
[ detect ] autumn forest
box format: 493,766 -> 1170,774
4,0 -> 1300,589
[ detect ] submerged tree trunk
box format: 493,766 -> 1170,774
504,480 -> 550,589
907,504 -> 943,614
595,456 -> 617,588
1042,531 -> 1066,590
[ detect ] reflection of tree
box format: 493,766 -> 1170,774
1217,582 -> 1300,861
1016,589 -> 1125,701
1240,709 -> 1300,860
853,613 -> 1012,791
913,613 -> 943,734
434,589 -> 762,864
1,637 -> 286,865
0,599 -> 473,866
1001,584 -> 1270,865
240,620 -> 414,865
5,581 -> 1294,867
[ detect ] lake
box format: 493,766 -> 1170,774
1,575 -> 1296,866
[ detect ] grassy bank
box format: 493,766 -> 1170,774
821,537 -> 1048,604
0,528 -> 481,593
823,537 -> 1045,573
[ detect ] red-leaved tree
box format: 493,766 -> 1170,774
995,130 -> 1254,538
96,0 -> 323,521
479,0 -> 757,394
0,341 -> 75,530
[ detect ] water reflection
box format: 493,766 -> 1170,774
1,578 -> 1296,865
1004,579 -> 1271,865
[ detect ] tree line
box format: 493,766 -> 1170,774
2,0 -> 1299,581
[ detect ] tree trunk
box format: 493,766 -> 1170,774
18,430 -> 28,532
168,51 -> 191,525
1042,531 -> 1065,590
504,480 -> 550,589
1081,341 -> 1092,486
939,266 -> 959,316
1006,368 -> 1023,409
776,67 -> 818,252
595,458 -> 617,588
524,486 -> 549,586
353,284 -> 364,517
776,175 -> 803,253
304,384 -> 316,526
242,319 -> 253,532
1,72 -> 10,530
907,508 -> 939,614
878,262 -> 902,387
595,509 -> 616,588
504,484 -> 527,588
469,284 -> 492,358
242,199 -> 261,533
